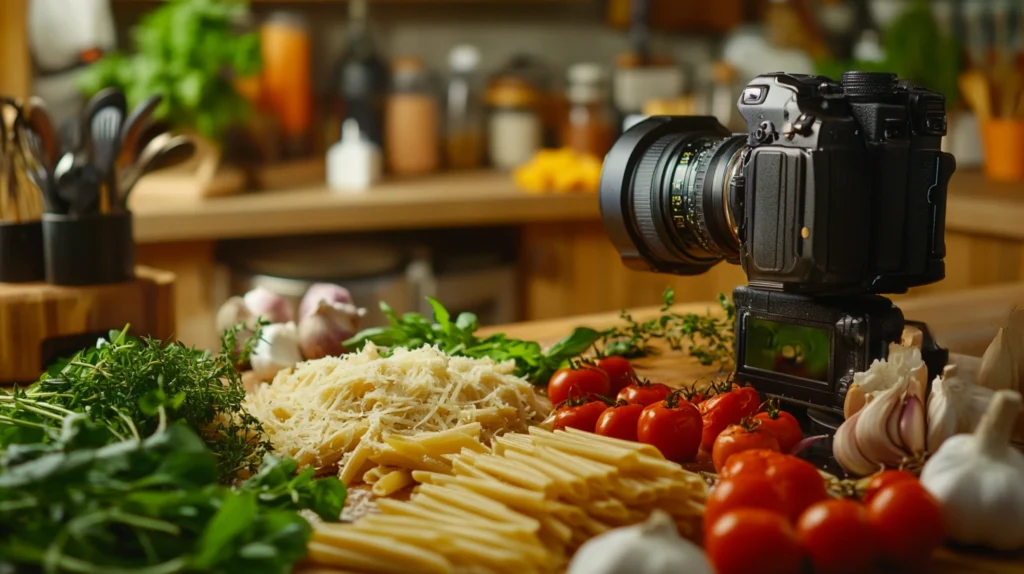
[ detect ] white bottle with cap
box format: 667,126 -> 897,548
326,118 -> 382,192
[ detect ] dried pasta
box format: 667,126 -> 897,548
305,428 -> 708,574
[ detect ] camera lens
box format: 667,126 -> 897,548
600,116 -> 746,275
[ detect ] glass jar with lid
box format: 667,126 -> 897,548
385,56 -> 440,175
486,76 -> 542,171
561,63 -> 615,158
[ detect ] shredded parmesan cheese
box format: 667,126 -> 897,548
245,343 -> 552,475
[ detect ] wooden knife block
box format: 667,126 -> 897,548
0,266 -> 176,384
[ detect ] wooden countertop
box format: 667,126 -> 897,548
483,286 -> 1024,573
128,168 -> 1024,245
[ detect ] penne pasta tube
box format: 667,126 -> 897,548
310,528 -> 451,574
339,442 -> 375,485
371,468 -> 414,497
306,541 -> 449,574
563,427 -> 666,459
417,484 -> 541,532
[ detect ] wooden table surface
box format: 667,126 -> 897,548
482,287 -> 1024,573
127,168 -> 1024,244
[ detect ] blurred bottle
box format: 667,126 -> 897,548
385,57 -> 440,175
445,45 -> 485,170
486,76 -> 542,171
561,63 -> 614,158
331,0 -> 388,149
261,12 -> 311,158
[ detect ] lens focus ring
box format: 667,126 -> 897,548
631,134 -> 679,263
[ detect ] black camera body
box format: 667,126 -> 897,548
598,71 -> 956,414
736,72 -> 955,294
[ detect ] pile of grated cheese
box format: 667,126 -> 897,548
244,343 -> 552,473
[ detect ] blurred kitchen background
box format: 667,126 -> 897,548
2,0 -> 1022,349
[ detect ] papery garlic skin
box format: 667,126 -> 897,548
298,300 -> 366,360
854,382 -> 908,468
251,322 -> 303,382
244,286 -> 295,324
833,408 -> 879,477
926,373 -> 958,452
920,390 -> 1024,551
941,364 -> 996,434
845,344 -> 924,419
979,327 -> 1014,391
216,296 -> 254,333
299,283 -> 354,319
567,510 -> 712,574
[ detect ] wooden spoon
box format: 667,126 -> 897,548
959,70 -> 992,120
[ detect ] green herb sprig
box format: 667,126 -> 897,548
597,289 -> 736,370
343,298 -> 602,386
0,324 -> 270,481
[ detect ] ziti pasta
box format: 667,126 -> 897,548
245,343 -> 552,485
305,427 -> 708,574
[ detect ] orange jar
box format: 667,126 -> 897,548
981,119 -> 1024,182
260,13 -> 311,155
385,57 -> 440,175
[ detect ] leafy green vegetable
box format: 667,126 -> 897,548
0,325 -> 270,482
344,298 -> 602,385
0,411 -> 344,574
597,289 -> 736,369
77,0 -> 261,142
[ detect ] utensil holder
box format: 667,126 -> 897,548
43,212 -> 134,286
0,220 -> 45,283
981,119 -> 1024,182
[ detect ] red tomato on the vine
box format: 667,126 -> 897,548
551,399 -> 608,433
595,401 -> 645,442
718,448 -> 787,479
711,419 -> 781,473
705,509 -> 803,574
637,392 -> 702,461
766,455 -> 830,521
753,404 -> 803,454
704,475 -> 787,531
616,379 -> 672,406
866,481 -> 945,568
547,366 -> 610,406
700,386 -> 761,451
862,469 -> 917,505
594,356 -> 636,395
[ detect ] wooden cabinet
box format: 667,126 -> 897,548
607,0 -> 745,33
0,0 -> 30,100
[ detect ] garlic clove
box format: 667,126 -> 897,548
298,300 -> 367,360
899,393 -> 926,455
855,383 -> 908,468
567,510 -> 712,574
833,408 -> 880,476
216,296 -> 254,333
844,382 -> 866,419
251,322 -> 303,382
299,283 -> 354,319
908,363 -> 928,405
1006,309 -> 1024,393
979,327 -> 1014,391
243,286 -> 295,324
926,375 -> 958,453
901,325 -> 923,349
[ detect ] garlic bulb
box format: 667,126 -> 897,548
299,283 -> 353,319
834,377 -> 926,476
920,390 -> 1024,551
567,510 -> 712,574
979,327 -> 1014,391
251,322 -> 303,382
925,368 -> 958,452
243,286 -> 294,324
298,300 -> 366,360
216,296 -> 255,333
844,343 -> 924,419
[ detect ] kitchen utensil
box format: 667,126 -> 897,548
117,95 -> 162,171
24,97 -> 60,168
0,99 -> 21,223
117,134 -> 196,207
960,70 -> 993,120
82,88 -> 126,214
15,102 -> 63,214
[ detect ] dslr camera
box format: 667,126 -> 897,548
600,71 -> 956,414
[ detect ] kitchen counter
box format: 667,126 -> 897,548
129,169 -> 1024,244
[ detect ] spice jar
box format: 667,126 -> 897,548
260,12 -> 312,157
561,63 -> 615,158
486,76 -> 542,171
445,44 -> 485,170
385,56 -> 440,175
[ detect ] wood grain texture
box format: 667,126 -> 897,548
0,0 -> 31,100
0,267 -> 176,383
136,243 -> 219,350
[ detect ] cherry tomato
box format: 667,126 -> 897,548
616,380 -> 672,406
703,475 -> 787,532
753,405 -> 803,454
636,393 -> 702,461
594,356 -> 636,395
718,448 -> 787,479
699,386 -> 761,451
594,402 -> 645,442
551,399 -> 608,433
705,509 -> 803,574
862,469 -> 917,505
766,455 -> 830,522
797,499 -> 878,574
866,481 -> 945,567
547,366 -> 610,406
711,420 -> 781,473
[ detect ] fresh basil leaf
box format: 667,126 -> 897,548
545,327 -> 601,360
455,312 -> 478,333
427,297 -> 451,332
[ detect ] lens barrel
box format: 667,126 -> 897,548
599,116 -> 745,276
